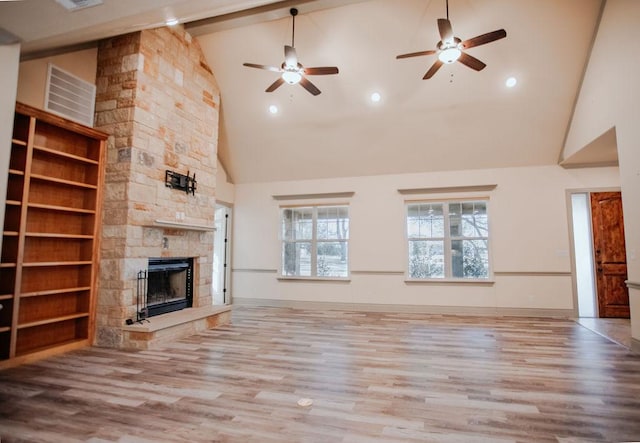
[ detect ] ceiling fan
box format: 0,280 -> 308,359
396,0 -> 506,79
243,8 -> 339,96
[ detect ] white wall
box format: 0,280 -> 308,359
563,0 -> 640,340
216,159 -> 235,205
0,43 -> 21,256
232,165 -> 619,314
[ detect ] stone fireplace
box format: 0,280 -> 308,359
93,26 -> 229,349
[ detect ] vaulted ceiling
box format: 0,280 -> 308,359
0,0 -> 604,183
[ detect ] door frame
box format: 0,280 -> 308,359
566,187 -> 621,318
214,201 -> 233,305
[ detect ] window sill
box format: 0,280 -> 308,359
277,276 -> 351,283
405,278 -> 495,286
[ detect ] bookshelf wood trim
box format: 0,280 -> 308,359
30,173 -> 98,190
21,260 -> 93,267
25,233 -> 94,240
9,112 -> 35,357
15,102 -> 108,141
28,203 -> 96,214
17,312 -> 89,330
33,144 -> 100,165
1,338 -> 90,369
20,286 -> 91,298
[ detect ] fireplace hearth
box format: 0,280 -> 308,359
137,257 -> 194,321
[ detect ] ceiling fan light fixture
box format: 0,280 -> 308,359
438,46 -> 461,64
282,70 -> 302,85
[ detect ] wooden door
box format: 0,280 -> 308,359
591,192 -> 629,318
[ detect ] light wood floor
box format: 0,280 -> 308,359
575,317 -> 632,349
1,306 -> 640,442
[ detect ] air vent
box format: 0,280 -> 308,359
45,64 -> 96,127
55,0 -> 103,11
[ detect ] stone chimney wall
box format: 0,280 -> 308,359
94,26 -> 220,347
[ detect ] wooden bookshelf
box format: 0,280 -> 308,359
0,102 -> 107,367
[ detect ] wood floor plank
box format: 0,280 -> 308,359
1,306 -> 640,442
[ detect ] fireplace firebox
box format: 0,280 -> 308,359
136,257 -> 193,321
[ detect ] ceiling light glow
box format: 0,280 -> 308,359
438,47 -> 461,64
506,76 -> 517,88
282,71 -> 302,85
166,18 -> 179,26
371,92 -> 381,103
269,105 -> 278,114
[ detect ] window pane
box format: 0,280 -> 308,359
408,240 -> 444,278
294,208 -> 313,240
423,204 -> 444,238
282,208 -> 313,241
318,206 -> 349,240
282,241 -> 311,276
317,241 -> 348,277
407,203 -> 443,239
282,209 -> 294,240
461,202 -> 488,237
407,216 -> 419,238
449,202 -> 462,237
451,239 -> 489,278
337,207 -> 349,240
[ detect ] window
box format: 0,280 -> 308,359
281,205 -> 349,278
407,200 -> 490,280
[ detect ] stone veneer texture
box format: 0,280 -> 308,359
94,26 -> 220,347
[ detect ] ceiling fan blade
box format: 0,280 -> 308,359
299,76 -> 321,96
423,59 -> 444,79
265,77 -> 285,92
437,18 -> 454,43
396,50 -> 437,59
457,52 -> 486,71
243,63 -> 282,73
284,45 -> 298,68
462,29 -> 507,49
304,66 -> 339,75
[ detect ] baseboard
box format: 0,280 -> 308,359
232,298 -> 573,318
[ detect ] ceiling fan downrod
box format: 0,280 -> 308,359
290,8 -> 298,48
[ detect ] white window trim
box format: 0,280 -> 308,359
404,198 -> 493,282
279,204 -> 350,280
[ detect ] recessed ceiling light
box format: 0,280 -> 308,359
269,105 -> 278,114
371,92 -> 381,103
505,77 -> 517,88
166,18 -> 179,26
